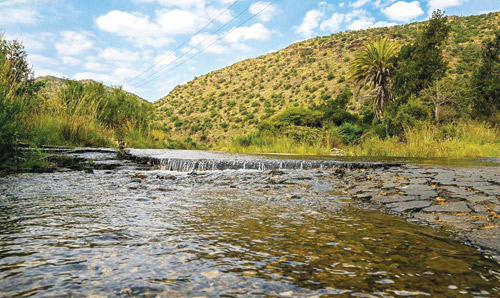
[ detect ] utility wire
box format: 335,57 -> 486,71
131,0 -> 273,88
124,0 -> 241,85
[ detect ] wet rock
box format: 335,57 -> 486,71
469,229 -> 500,252
443,186 -> 473,197
376,195 -> 420,204
386,200 -> 432,212
156,174 -> 177,180
265,169 -> 284,176
132,173 -> 148,179
471,205 -> 489,213
423,202 -> 471,213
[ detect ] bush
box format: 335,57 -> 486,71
331,123 -> 364,144
272,107 -> 323,128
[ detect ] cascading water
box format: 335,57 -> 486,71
126,149 -> 398,172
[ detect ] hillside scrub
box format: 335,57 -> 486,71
223,12 -> 500,157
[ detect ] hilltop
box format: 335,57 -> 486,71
35,75 -> 147,102
154,12 -> 499,145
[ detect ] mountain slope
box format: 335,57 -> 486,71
154,12 -> 499,145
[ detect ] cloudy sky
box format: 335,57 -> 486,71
1,0 -> 498,101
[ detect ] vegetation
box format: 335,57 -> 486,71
349,37 -> 399,119
0,35 -> 200,172
2,11 -> 500,168
215,12 -> 500,157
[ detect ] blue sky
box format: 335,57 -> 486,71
1,0 -> 498,101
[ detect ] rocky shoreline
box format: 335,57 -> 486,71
40,148 -> 500,254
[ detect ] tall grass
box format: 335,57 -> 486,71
221,131 -> 340,155
346,121 -> 500,157
24,86 -> 114,147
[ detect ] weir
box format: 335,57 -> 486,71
125,149 -> 400,171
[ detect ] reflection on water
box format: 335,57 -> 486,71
0,169 -> 499,297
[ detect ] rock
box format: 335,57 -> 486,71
423,202 -> 471,213
376,195 -> 420,204
471,205 -> 488,213
265,169 -> 284,176
386,200 -> 432,212
132,173 -> 147,179
468,228 -> 500,253
130,178 -> 142,183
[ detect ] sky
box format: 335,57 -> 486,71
1,0 -> 498,101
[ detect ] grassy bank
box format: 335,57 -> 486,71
222,121 -> 500,158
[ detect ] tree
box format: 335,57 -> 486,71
422,79 -> 458,123
471,30 -> 500,118
392,10 -> 451,101
349,37 -> 399,120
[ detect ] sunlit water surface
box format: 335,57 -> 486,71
1,169 -> 499,297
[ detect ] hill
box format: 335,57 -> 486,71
35,75 -> 147,102
154,12 -> 500,145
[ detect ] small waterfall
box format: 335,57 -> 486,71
126,150 -> 399,172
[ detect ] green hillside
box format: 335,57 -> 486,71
154,12 -> 499,146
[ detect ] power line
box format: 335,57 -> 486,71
125,0 -> 241,85
131,0 -> 274,88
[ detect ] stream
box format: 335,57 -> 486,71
0,149 -> 499,297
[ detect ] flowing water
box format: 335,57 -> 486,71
1,152 -> 500,297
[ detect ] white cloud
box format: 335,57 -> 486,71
74,66 -> 141,86
295,10 -> 324,38
62,56 -> 81,66
382,1 -> 424,22
154,51 -> 180,66
249,1 -> 277,22
206,7 -> 233,23
34,68 -> 66,78
374,0 -> 397,8
55,31 -> 94,56
224,23 -> 271,43
84,62 -> 109,72
96,10 -> 173,47
348,18 -> 375,30
156,0 -> 206,9
28,53 -> 53,65
320,13 -> 345,32
349,0 -> 371,9
427,0 -> 463,12
348,18 -> 397,30
191,33 -> 229,54
156,9 -> 207,35
0,7 -> 37,24
99,48 -> 141,63
5,33 -> 46,52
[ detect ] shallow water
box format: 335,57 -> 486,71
1,168 -> 499,297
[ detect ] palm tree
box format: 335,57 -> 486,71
349,37 -> 399,120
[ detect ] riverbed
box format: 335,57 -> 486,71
0,149 -> 499,297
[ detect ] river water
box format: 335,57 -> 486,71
1,152 -> 499,297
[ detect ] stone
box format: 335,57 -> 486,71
386,200 -> 432,212
471,205 -> 488,213
423,202 -> 471,213
376,195 -> 420,204
468,228 -> 500,253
